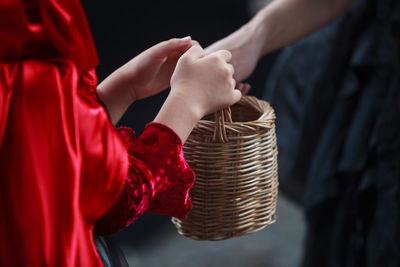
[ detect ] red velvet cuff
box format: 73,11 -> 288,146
94,123 -> 195,235
127,123 -> 195,218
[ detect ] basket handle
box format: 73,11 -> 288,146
212,107 -> 232,143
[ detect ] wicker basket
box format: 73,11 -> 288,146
172,96 -> 279,241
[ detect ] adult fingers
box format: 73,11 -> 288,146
237,83 -> 251,95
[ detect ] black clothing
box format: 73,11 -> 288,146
263,0 -> 400,266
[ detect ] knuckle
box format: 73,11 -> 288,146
210,54 -> 220,63
223,66 -> 232,77
218,50 -> 231,61
223,49 -> 232,58
219,52 -> 228,61
217,64 -> 229,76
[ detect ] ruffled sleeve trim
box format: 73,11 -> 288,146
94,123 -> 195,235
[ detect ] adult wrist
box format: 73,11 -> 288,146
250,6 -> 272,56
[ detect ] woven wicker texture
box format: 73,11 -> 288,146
172,96 -> 279,241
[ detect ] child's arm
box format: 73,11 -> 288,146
94,45 -> 239,234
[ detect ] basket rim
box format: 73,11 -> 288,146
194,96 -> 276,134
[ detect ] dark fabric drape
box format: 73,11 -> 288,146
263,0 -> 400,266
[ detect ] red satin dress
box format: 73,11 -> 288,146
0,0 -> 194,266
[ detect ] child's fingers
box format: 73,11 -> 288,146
227,63 -> 235,76
148,37 -> 192,59
190,40 -> 201,47
183,45 -> 206,60
177,39 -> 202,56
208,49 -> 232,63
232,89 -> 243,103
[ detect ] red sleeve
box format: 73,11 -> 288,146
94,123 -> 195,235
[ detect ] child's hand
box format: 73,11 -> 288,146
170,45 -> 242,119
122,37 -> 194,100
97,37 -> 194,124
154,45 -> 242,143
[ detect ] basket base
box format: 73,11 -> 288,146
171,215 -> 277,241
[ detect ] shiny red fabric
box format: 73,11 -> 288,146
0,1 -> 194,266
94,124 -> 195,235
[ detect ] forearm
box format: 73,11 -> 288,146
153,90 -> 201,144
249,0 -> 354,56
97,69 -> 135,125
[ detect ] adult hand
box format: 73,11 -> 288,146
206,0 -> 354,87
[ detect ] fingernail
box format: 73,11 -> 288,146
179,36 -> 191,44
